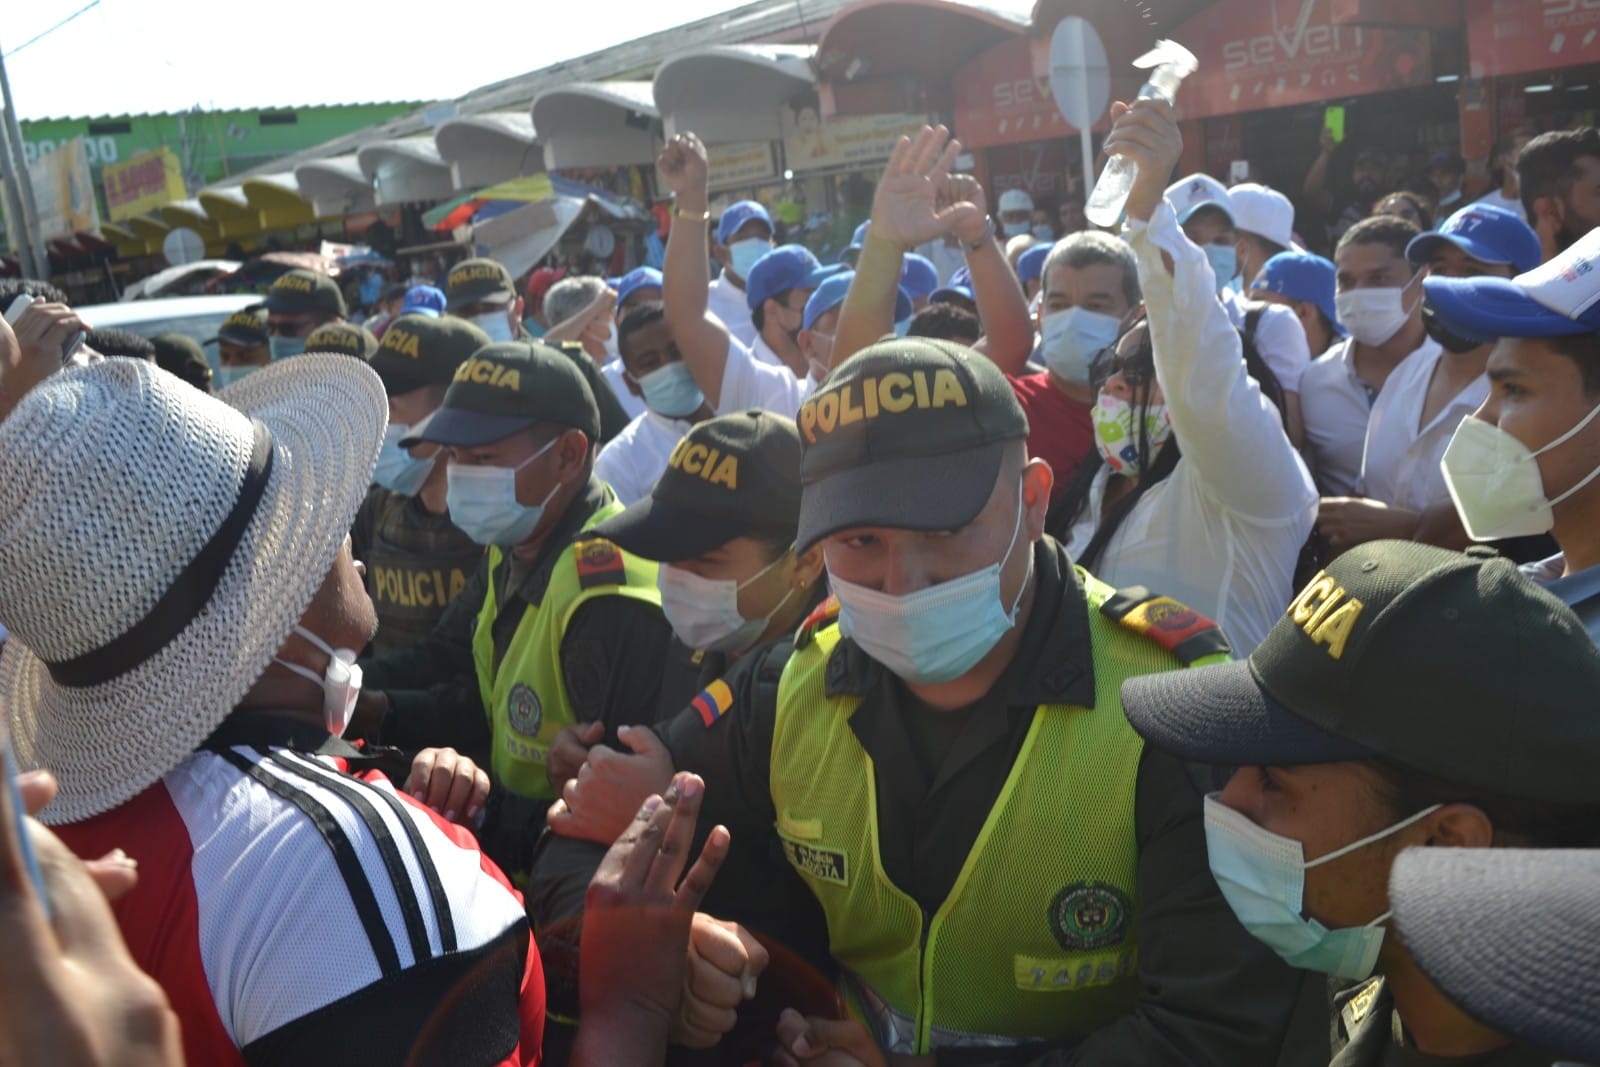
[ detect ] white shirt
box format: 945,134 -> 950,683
750,332 -> 787,369
719,335 -> 815,415
1475,188 -> 1527,223
601,359 -> 647,421
595,409 -> 695,505
1360,343 -> 1483,510
1067,204 -> 1317,653
707,273 -> 758,348
1301,339 -> 1379,496
1223,289 -> 1312,393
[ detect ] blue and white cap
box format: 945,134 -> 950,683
1165,173 -> 1234,226
1425,226 -> 1600,340
1407,203 -> 1541,275
1253,251 -> 1346,337
610,267 -> 664,307
716,200 -> 773,246
802,270 -> 913,331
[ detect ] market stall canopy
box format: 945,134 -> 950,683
654,44 -> 817,142
816,0 -> 1032,116
358,138 -> 455,206
241,172 -> 315,228
126,214 -> 172,246
435,112 -> 543,191
532,82 -> 662,170
197,184 -> 259,240
294,154 -> 376,217
157,198 -> 213,232
466,195 -> 587,279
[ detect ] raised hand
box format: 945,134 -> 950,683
869,126 -> 984,250
658,133 -> 711,212
1098,98 -> 1184,223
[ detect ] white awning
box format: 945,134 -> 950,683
435,112 -> 542,192
467,196 -> 587,280
357,138 -> 454,206
294,154 -> 376,217
654,44 -> 816,142
532,82 -> 661,170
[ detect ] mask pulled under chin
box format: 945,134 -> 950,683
274,625 -> 363,737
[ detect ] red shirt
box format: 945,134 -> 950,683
1009,371 -> 1094,501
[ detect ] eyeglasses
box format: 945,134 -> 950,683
1090,345 -> 1155,391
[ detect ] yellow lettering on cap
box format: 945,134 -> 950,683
879,373 -> 913,413
452,358 -> 521,391
913,370 -> 931,408
682,443 -> 709,474
814,392 -> 839,435
798,401 -> 819,444
931,368 -> 966,408
274,274 -> 313,292
708,454 -> 738,489
380,327 -> 421,360
1286,570 -> 1364,660
838,384 -> 864,427
451,264 -> 504,287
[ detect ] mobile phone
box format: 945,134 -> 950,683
1324,106 -> 1346,144
1229,160 -> 1250,185
3,747 -> 51,917
5,294 -> 86,365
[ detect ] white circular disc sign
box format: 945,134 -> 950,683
1048,17 -> 1111,131
162,227 -> 206,266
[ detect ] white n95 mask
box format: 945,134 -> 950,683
1441,405 -> 1600,541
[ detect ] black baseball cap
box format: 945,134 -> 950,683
1390,848 -> 1600,1061
149,333 -> 213,391
1122,541 -> 1600,804
446,257 -> 517,311
369,313 -> 491,396
264,269 -> 347,317
403,341 -> 600,448
795,337 -> 1029,551
305,321 -> 380,361
593,411 -> 802,561
210,306 -> 268,347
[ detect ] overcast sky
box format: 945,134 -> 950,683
6,0 -> 751,120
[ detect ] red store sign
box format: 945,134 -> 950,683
1467,0 -> 1600,79
1174,0 -> 1434,119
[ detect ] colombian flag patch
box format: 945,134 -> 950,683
691,679 -> 735,728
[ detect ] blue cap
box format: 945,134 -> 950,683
899,253 -> 939,300
611,266 -> 664,307
746,245 -> 834,311
802,270 -> 913,331
1017,243 -> 1051,285
1252,252 -> 1345,337
1407,203 -> 1541,276
844,220 -> 871,254
401,284 -> 447,318
1425,227 -> 1600,341
949,265 -> 972,289
717,200 -> 773,246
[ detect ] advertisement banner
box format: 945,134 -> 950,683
781,97 -> 926,172
30,137 -> 100,240
1174,0 -> 1434,119
707,141 -> 779,191
1466,0 -> 1600,79
103,147 -> 187,222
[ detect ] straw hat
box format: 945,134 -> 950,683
0,354 -> 386,824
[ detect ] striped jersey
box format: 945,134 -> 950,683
57,745 -> 544,1066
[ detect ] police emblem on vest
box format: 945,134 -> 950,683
508,683 -> 542,737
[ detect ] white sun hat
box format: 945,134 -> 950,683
0,354 -> 386,824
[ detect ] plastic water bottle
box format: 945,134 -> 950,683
1084,40 -> 1199,228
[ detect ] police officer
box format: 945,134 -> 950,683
263,269 -> 346,359
534,410 -> 834,1059
304,320 -> 380,361
354,342 -> 672,877
207,305 -> 269,389
1120,540 -> 1600,1065
444,256 -> 632,444
653,336 -> 1308,1063
352,313 -> 491,656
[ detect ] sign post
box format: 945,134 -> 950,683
1048,17 -> 1111,205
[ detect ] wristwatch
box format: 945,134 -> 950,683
962,217 -> 995,254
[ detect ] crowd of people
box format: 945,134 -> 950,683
3,92 -> 1600,1067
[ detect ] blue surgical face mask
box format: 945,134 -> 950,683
1203,795 -> 1441,980
1002,220 -> 1030,238
727,238 -> 772,282
469,309 -> 515,343
830,483 -> 1031,685
635,362 -> 705,419
1203,244 -> 1239,294
1032,224 -> 1054,242
657,551 -> 795,654
214,365 -> 260,391
270,335 -> 308,360
373,423 -> 437,496
445,437 -> 560,546
1039,306 -> 1121,386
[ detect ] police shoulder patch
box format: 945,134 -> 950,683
794,595 -> 841,649
574,538 -> 627,589
1099,586 -> 1232,666
1049,881 -> 1132,951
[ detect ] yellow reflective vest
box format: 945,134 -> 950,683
769,568 -> 1226,1054
471,511 -> 659,800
